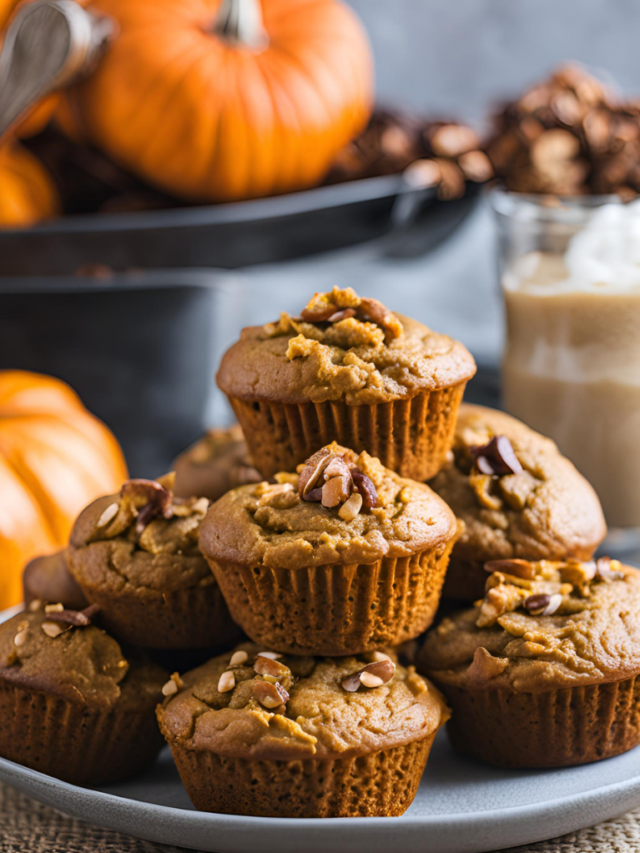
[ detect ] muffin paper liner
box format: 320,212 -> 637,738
208,541 -> 454,656
71,578 -> 242,650
0,680 -> 164,786
441,676 -> 640,768
167,736 -> 435,817
228,382 -> 467,480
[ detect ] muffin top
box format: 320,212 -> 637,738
0,605 -> 166,709
429,404 -> 606,564
157,642 -> 448,761
419,558 -> 640,693
199,443 -> 458,570
216,286 -> 476,405
22,549 -> 88,611
69,474 -> 213,595
173,425 -> 262,502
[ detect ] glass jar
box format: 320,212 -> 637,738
491,189 -> 640,539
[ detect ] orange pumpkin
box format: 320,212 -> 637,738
0,370 -> 128,608
0,140 -> 59,227
61,0 -> 373,202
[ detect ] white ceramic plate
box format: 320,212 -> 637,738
2,605 -> 640,853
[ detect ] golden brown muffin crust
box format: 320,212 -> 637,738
173,425 -> 262,502
199,445 -> 458,570
420,560 -> 640,693
429,404 -> 607,563
69,477 -> 213,596
22,549 -> 88,611
216,287 -> 476,406
0,608 -> 166,710
158,643 -> 448,762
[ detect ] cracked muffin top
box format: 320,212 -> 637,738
199,443 -> 458,570
419,558 -> 640,693
429,404 -> 606,564
0,605 -> 166,709
68,474 -> 213,595
173,425 -> 262,502
216,287 -> 476,406
157,642 -> 449,761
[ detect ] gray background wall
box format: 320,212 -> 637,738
348,0 -> 640,127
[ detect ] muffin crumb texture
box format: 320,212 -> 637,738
421,559 -> 640,693
158,643 -> 447,762
218,286 -> 476,406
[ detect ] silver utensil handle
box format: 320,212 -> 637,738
0,0 -> 112,140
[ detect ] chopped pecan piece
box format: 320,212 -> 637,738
351,469 -> 378,510
470,435 -> 523,477
45,603 -> 100,627
252,680 -> 289,710
484,559 -> 536,580
596,557 -> 624,582
254,655 -> 291,682
341,659 -> 395,692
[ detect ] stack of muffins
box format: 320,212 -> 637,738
2,286 -> 638,819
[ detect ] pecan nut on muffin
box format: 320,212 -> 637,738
430,404 -> 606,601
157,643 -> 449,817
216,286 -> 476,480
173,424 -> 262,502
0,603 -> 166,785
67,474 -> 242,650
419,557 -> 640,768
199,443 -> 459,656
23,549 -> 88,611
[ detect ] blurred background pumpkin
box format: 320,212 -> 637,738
58,0 -> 374,202
0,139 -> 59,226
0,370 -> 128,608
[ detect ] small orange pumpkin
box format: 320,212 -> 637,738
0,370 -> 128,608
61,0 -> 373,202
0,140 -> 59,227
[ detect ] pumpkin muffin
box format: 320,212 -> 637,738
67,474 -> 241,650
0,603 -> 166,785
430,404 -> 607,601
216,286 -> 476,480
199,443 -> 458,656
157,642 -> 449,817
23,549 -> 88,611
419,557 -> 640,768
173,424 -> 262,502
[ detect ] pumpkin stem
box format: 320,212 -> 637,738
212,0 -> 268,50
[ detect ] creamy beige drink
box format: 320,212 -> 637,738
503,202 -> 640,528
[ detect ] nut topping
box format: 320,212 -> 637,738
229,650 -> 248,666
218,671 -> 236,693
338,492 -> 363,521
252,680 -> 289,710
297,447 -> 378,516
97,502 -> 119,528
13,627 -> 28,647
44,603 -> 64,613
484,559 -> 536,580
45,604 -> 100,627
596,557 -> 624,582
41,622 -> 65,639
162,679 -> 178,697
28,599 -> 42,612
254,655 -> 291,680
470,436 -> 523,477
256,651 -> 281,660
341,659 -> 395,693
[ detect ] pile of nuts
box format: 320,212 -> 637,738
487,63 -> 640,198
327,109 -> 493,199
476,557 -> 625,628
298,447 -> 378,521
